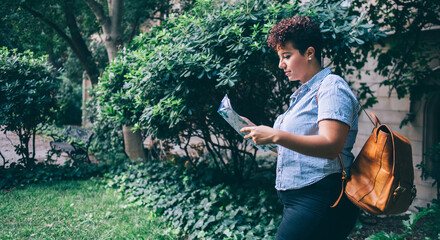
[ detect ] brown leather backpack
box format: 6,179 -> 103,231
333,112 -> 417,215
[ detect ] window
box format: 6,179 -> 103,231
423,94 -> 440,176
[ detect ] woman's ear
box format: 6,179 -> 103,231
306,47 -> 316,59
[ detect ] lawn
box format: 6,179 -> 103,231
0,180 -> 178,240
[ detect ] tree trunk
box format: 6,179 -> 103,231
122,125 -> 146,161
82,71 -> 92,127
103,41 -> 118,62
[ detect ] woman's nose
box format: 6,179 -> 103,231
278,60 -> 285,69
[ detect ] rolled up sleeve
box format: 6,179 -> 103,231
317,75 -> 358,128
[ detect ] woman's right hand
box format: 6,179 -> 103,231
240,116 -> 277,153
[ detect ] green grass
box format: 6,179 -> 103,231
0,180 -> 178,240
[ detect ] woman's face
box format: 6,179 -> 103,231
277,42 -> 310,83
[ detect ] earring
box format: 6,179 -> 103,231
308,57 -> 312,61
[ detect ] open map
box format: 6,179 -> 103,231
217,94 -> 276,152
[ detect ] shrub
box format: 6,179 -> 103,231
0,161 -> 113,190
96,0 -> 384,179
105,159 -> 282,239
0,47 -> 60,167
85,90 -> 127,161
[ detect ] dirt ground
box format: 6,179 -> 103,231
0,130 -> 67,167
349,212 -> 437,240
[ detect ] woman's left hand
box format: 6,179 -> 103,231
240,125 -> 278,145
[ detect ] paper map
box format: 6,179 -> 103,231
217,94 -> 276,152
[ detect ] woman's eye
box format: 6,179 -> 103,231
284,55 -> 290,59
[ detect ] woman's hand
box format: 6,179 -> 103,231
240,125 -> 278,145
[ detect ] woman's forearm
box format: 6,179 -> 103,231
273,120 -> 349,159
273,130 -> 340,159
241,120 -> 349,158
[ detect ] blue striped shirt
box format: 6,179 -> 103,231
273,68 -> 358,190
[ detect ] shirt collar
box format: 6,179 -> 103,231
289,68 -> 332,99
303,67 -> 331,91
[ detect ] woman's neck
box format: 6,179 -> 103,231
300,62 -> 323,85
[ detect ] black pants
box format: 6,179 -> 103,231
275,174 -> 359,240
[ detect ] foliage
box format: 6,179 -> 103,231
122,0 -> 196,42
92,48 -> 145,126
351,0 -> 440,105
0,0 -> 69,64
0,0 -> 196,86
417,142 -> 440,199
0,47 -> 60,167
365,200 -> 440,240
0,161 -> 111,190
0,0 -> 103,83
104,159 -> 282,239
0,180 -> 178,239
95,0 -> 384,179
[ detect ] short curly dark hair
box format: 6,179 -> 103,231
267,16 -> 323,63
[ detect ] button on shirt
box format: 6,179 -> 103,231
273,68 -> 359,191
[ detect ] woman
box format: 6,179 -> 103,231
240,17 -> 359,240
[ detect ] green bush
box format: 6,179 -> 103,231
105,159 -> 282,239
95,0 -> 384,179
0,161 -> 112,190
0,47 -> 60,167
85,91 -> 126,161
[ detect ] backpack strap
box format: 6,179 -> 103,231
331,154 -> 347,207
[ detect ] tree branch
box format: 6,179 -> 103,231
85,0 -> 111,33
127,17 -> 139,44
64,0 -> 100,84
20,4 -> 75,50
20,2 -> 100,84
0,150 -> 6,168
